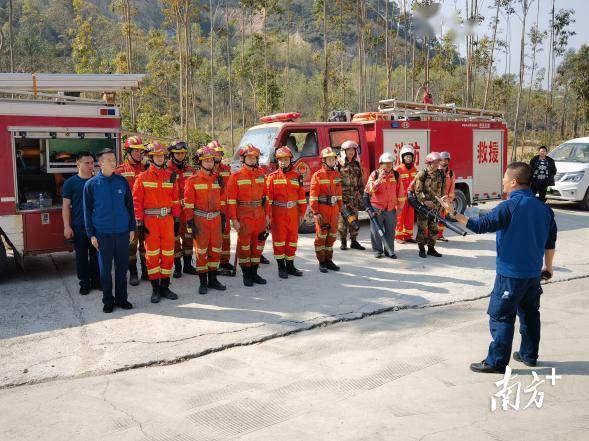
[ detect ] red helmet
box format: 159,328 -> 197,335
275,146 -> 293,159
239,144 -> 261,158
145,141 -> 167,156
196,146 -> 216,162
168,141 -> 188,154
124,136 -> 145,151
425,152 -> 442,163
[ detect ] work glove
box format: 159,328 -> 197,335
187,219 -> 198,238
137,222 -> 150,237
173,217 -> 180,236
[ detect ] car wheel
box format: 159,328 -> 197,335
453,189 -> 468,215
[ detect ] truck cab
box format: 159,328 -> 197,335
232,116 -> 371,232
546,137 -> 589,210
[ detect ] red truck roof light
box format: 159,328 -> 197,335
259,112 -> 301,124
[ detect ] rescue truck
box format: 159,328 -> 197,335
234,100 -> 508,232
0,73 -> 144,276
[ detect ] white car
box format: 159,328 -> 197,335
546,137 -> 589,210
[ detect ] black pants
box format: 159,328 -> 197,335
73,226 -> 100,290
531,182 -> 548,203
96,232 -> 130,305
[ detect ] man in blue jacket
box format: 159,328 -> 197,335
439,162 -> 557,374
84,148 -> 136,313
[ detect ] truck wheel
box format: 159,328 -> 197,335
299,196 -> 316,234
578,188 -> 589,211
453,189 -> 468,215
0,239 -> 8,279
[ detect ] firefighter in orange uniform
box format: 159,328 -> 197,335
226,144 -> 270,287
395,144 -> 418,243
437,151 -> 456,242
184,146 -> 227,295
167,140 -> 198,277
133,142 -> 181,303
115,135 -> 147,285
266,146 -> 307,279
210,140 -> 234,275
309,147 -> 343,273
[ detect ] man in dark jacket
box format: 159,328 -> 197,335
529,146 -> 557,203
84,149 -> 136,313
439,162 -> 557,374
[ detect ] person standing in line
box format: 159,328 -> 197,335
83,149 -> 136,313
364,152 -> 404,259
337,140 -> 365,251
395,145 -> 418,243
62,151 -> 100,295
437,151 -> 456,242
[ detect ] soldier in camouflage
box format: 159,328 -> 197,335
413,151 -> 445,258
337,140 -> 366,250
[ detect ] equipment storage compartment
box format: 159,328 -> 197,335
22,209 -> 72,254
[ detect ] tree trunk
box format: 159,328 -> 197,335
403,0 -> 408,100
322,0 -> 329,121
385,0 -> 390,98
175,8 -> 184,139
124,0 -> 136,130
8,0 -> 14,72
210,0 -> 215,137
544,0 -> 555,142
511,0 -> 528,162
226,0 -> 234,149
483,1 -> 499,109
283,12 -> 291,112
240,6 -> 246,133
263,1 -> 268,114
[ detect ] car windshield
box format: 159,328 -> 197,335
549,142 -> 589,163
232,126 -> 280,166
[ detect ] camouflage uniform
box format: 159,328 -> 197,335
413,169 -> 444,247
337,158 -> 364,241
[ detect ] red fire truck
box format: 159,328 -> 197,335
233,100 -> 507,232
0,73 -> 144,275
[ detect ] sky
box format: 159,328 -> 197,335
429,0 -> 587,89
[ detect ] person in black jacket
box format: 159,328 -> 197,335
529,146 -> 557,203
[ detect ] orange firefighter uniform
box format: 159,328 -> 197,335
167,141 -> 197,276
184,146 -> 227,294
210,140 -> 233,270
438,166 -> 456,239
115,136 -> 147,284
394,161 -> 418,242
226,144 -> 269,286
133,155 -> 181,283
309,147 -> 343,271
267,146 -> 307,278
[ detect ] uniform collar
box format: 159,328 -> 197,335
508,188 -> 534,199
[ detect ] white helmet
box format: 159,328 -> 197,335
379,152 -> 395,164
400,144 -> 415,158
440,151 -> 451,160
341,140 -> 359,150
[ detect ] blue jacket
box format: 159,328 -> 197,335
466,189 -> 557,279
83,171 -> 136,237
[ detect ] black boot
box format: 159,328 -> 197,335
418,243 -> 427,258
150,279 -> 161,303
198,273 -> 208,295
241,265 -> 253,287
260,254 -> 270,265
220,262 -> 235,271
285,259 -> 303,276
277,259 -> 288,279
129,263 -> 140,286
208,271 -> 227,291
325,259 -> 340,271
141,262 -> 149,281
160,277 -> 179,300
340,238 -> 348,250
350,239 -> 366,250
183,255 -> 198,275
319,262 -> 329,273
173,258 -> 182,279
251,265 -> 267,284
427,245 -> 442,257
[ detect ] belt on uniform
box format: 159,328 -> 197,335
237,200 -> 262,207
194,209 -> 221,220
144,207 -> 172,217
318,196 -> 339,206
272,200 -> 297,208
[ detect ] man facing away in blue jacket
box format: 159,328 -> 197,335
439,162 -> 557,374
84,148 -> 137,313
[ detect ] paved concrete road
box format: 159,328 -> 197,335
0,277 -> 587,441
0,202 -> 588,388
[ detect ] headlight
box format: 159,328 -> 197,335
562,171 -> 585,183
